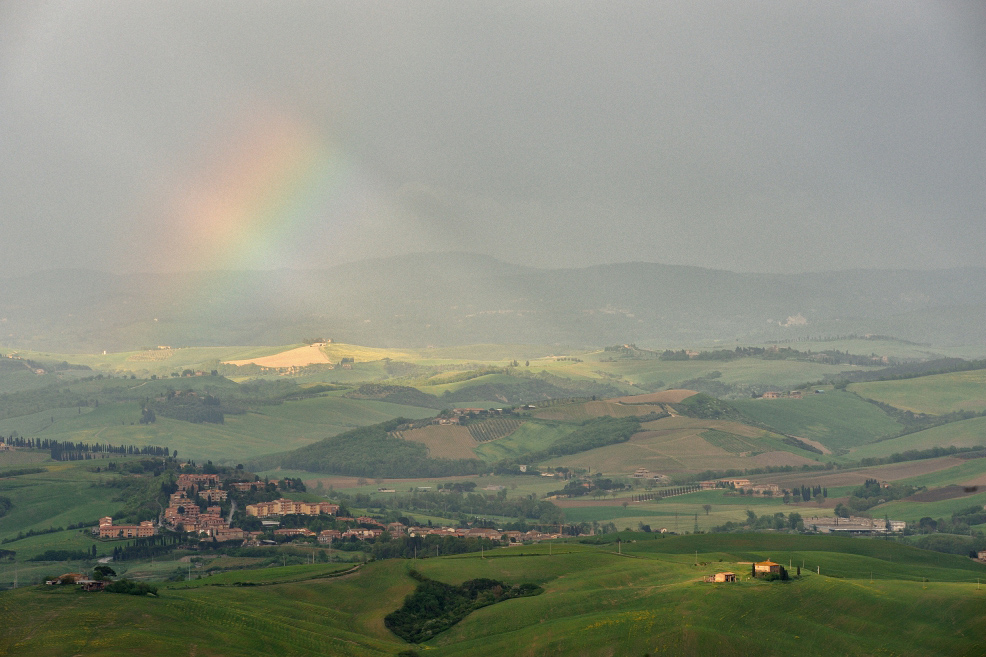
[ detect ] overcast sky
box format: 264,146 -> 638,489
1,1 -> 984,276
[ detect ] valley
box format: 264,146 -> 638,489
2,337 -> 986,655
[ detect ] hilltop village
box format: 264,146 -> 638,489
81,458 -> 910,561
87,464 -> 566,553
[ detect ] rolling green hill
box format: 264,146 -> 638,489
2,535 -> 985,656
848,416 -> 986,460
731,390 -> 903,452
850,369 -> 986,415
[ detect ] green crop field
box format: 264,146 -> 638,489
473,421 -> 578,463
848,416 -> 986,459
873,489 -> 986,523
2,535 -> 984,656
12,393 -> 437,464
0,463 -> 122,541
540,416 -> 821,475
732,390 -> 903,451
850,369 -> 986,415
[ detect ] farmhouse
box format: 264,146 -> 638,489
95,517 -> 156,539
977,550 -> 986,561
704,572 -> 737,583
754,560 -> 781,575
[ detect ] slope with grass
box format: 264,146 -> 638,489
849,369 -> 986,415
848,416 -> 986,460
732,390 -> 903,452
531,399 -> 667,421
3,535 -> 986,657
473,421 -> 579,463
0,462 -> 122,541
542,416 -> 822,475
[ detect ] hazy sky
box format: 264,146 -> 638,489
1,1 -> 984,275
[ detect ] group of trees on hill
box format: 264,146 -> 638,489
147,391 -> 226,424
385,571 -> 542,643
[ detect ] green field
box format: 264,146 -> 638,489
540,416 -> 822,475
850,369 -> 986,415
5,393 -> 437,464
2,535 -> 985,656
732,390 -> 903,451
473,421 -> 577,463
848,416 -> 986,459
0,464 -> 123,541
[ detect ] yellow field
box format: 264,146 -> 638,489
225,344 -> 335,367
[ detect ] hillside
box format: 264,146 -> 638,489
849,369 -> 986,415
1,535 -> 985,656
731,390 -> 904,452
5,255 -> 986,351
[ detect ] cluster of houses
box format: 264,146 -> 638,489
307,520 -> 561,545
96,473 -> 252,542
803,516 -> 906,534
630,468 -> 671,483
761,390 -> 804,399
163,473 -> 229,536
699,478 -> 781,495
433,407 -> 513,425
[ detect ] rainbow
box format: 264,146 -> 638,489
166,112 -> 353,272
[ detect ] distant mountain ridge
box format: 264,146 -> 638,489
1,253 -> 985,351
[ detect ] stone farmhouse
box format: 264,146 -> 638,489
754,560 -> 782,575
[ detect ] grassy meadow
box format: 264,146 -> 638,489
2,535 -> 985,656
850,369 -> 986,415
848,416 -> 986,459
731,390 -> 903,452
